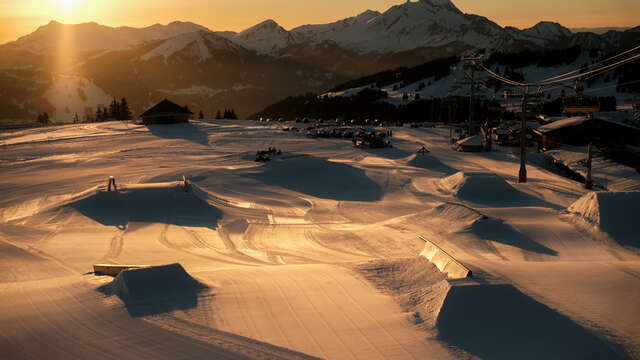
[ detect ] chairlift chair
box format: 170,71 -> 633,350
562,94 -> 600,115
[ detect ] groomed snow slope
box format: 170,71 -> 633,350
437,171 -> 542,206
567,191 -> 640,247
1,120 -> 639,359
436,283 -> 623,359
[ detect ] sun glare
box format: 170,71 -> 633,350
59,0 -> 80,12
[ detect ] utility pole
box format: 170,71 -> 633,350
585,142 -> 593,190
519,89 -> 528,183
503,87 -> 544,183
469,66 -> 475,134
460,56 -> 483,135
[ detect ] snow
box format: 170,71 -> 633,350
232,20 -> 294,54
532,116 -> 589,133
436,282 -> 621,359
103,263 -> 206,297
567,191 -> 640,247
456,135 -> 483,146
326,49 -> 634,106
44,75 -> 112,122
159,86 -> 223,97
436,171 -> 542,206
290,0 -> 501,53
141,31 -> 216,63
159,84 -> 254,97
545,145 -> 640,191
1,120 -> 640,358
10,20 -> 209,53
516,22 -> 572,46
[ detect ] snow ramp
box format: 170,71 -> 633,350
405,154 -> 457,175
70,182 -> 223,229
419,236 -> 472,279
99,263 -> 208,317
568,191 -> 640,247
438,172 -> 538,206
250,155 -> 382,201
436,282 -> 624,359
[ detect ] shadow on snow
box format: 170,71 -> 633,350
146,122 -> 210,146
437,283 -> 625,359
70,186 -> 222,230
249,155 -> 383,202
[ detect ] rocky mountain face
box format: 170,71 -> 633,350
0,0 -> 638,122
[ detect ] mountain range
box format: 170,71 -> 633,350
1,0 -> 638,122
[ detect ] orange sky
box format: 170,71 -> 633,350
1,0 -> 639,44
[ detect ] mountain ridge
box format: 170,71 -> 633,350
0,0 -> 638,122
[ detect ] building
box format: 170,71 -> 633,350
139,99 -> 193,125
455,134 -> 484,152
534,117 -> 591,150
534,116 -> 640,151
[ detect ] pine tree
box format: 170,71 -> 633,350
119,98 -> 132,120
38,112 -> 50,124
215,110 -> 222,119
96,108 -> 102,122
230,109 -> 237,120
73,113 -> 79,124
198,110 -> 204,119
108,98 -> 119,120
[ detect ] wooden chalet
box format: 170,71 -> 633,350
140,99 -> 193,125
455,134 -> 484,152
534,116 -> 640,151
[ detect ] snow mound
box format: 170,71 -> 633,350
250,155 -> 382,201
0,241 -> 70,282
104,263 -> 206,300
567,191 -> 640,247
69,182 -> 222,229
356,258 -> 449,327
406,154 -> 457,174
438,172 -> 526,205
436,283 -> 622,359
428,202 -> 487,223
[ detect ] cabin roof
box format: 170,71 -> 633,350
140,99 -> 193,117
536,116 -> 589,134
456,134 -> 483,146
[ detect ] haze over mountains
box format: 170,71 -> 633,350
1,0 -> 638,121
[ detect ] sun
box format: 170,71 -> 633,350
59,0 -> 80,12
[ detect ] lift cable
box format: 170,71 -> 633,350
474,49 -> 640,88
537,44 -> 640,83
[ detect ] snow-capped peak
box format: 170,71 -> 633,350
354,10 -> 382,23
8,20 -> 210,53
291,0 -> 492,53
233,19 -> 294,54
239,19 -> 282,35
523,21 -> 572,39
419,0 -> 461,13
508,21 -> 573,46
140,31 -> 241,63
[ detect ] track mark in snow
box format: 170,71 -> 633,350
303,271 -> 386,360
269,272 -> 328,359
286,273 -> 358,360
322,270 -> 418,360
103,233 -> 124,261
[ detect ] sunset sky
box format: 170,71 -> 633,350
1,0 -> 639,44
